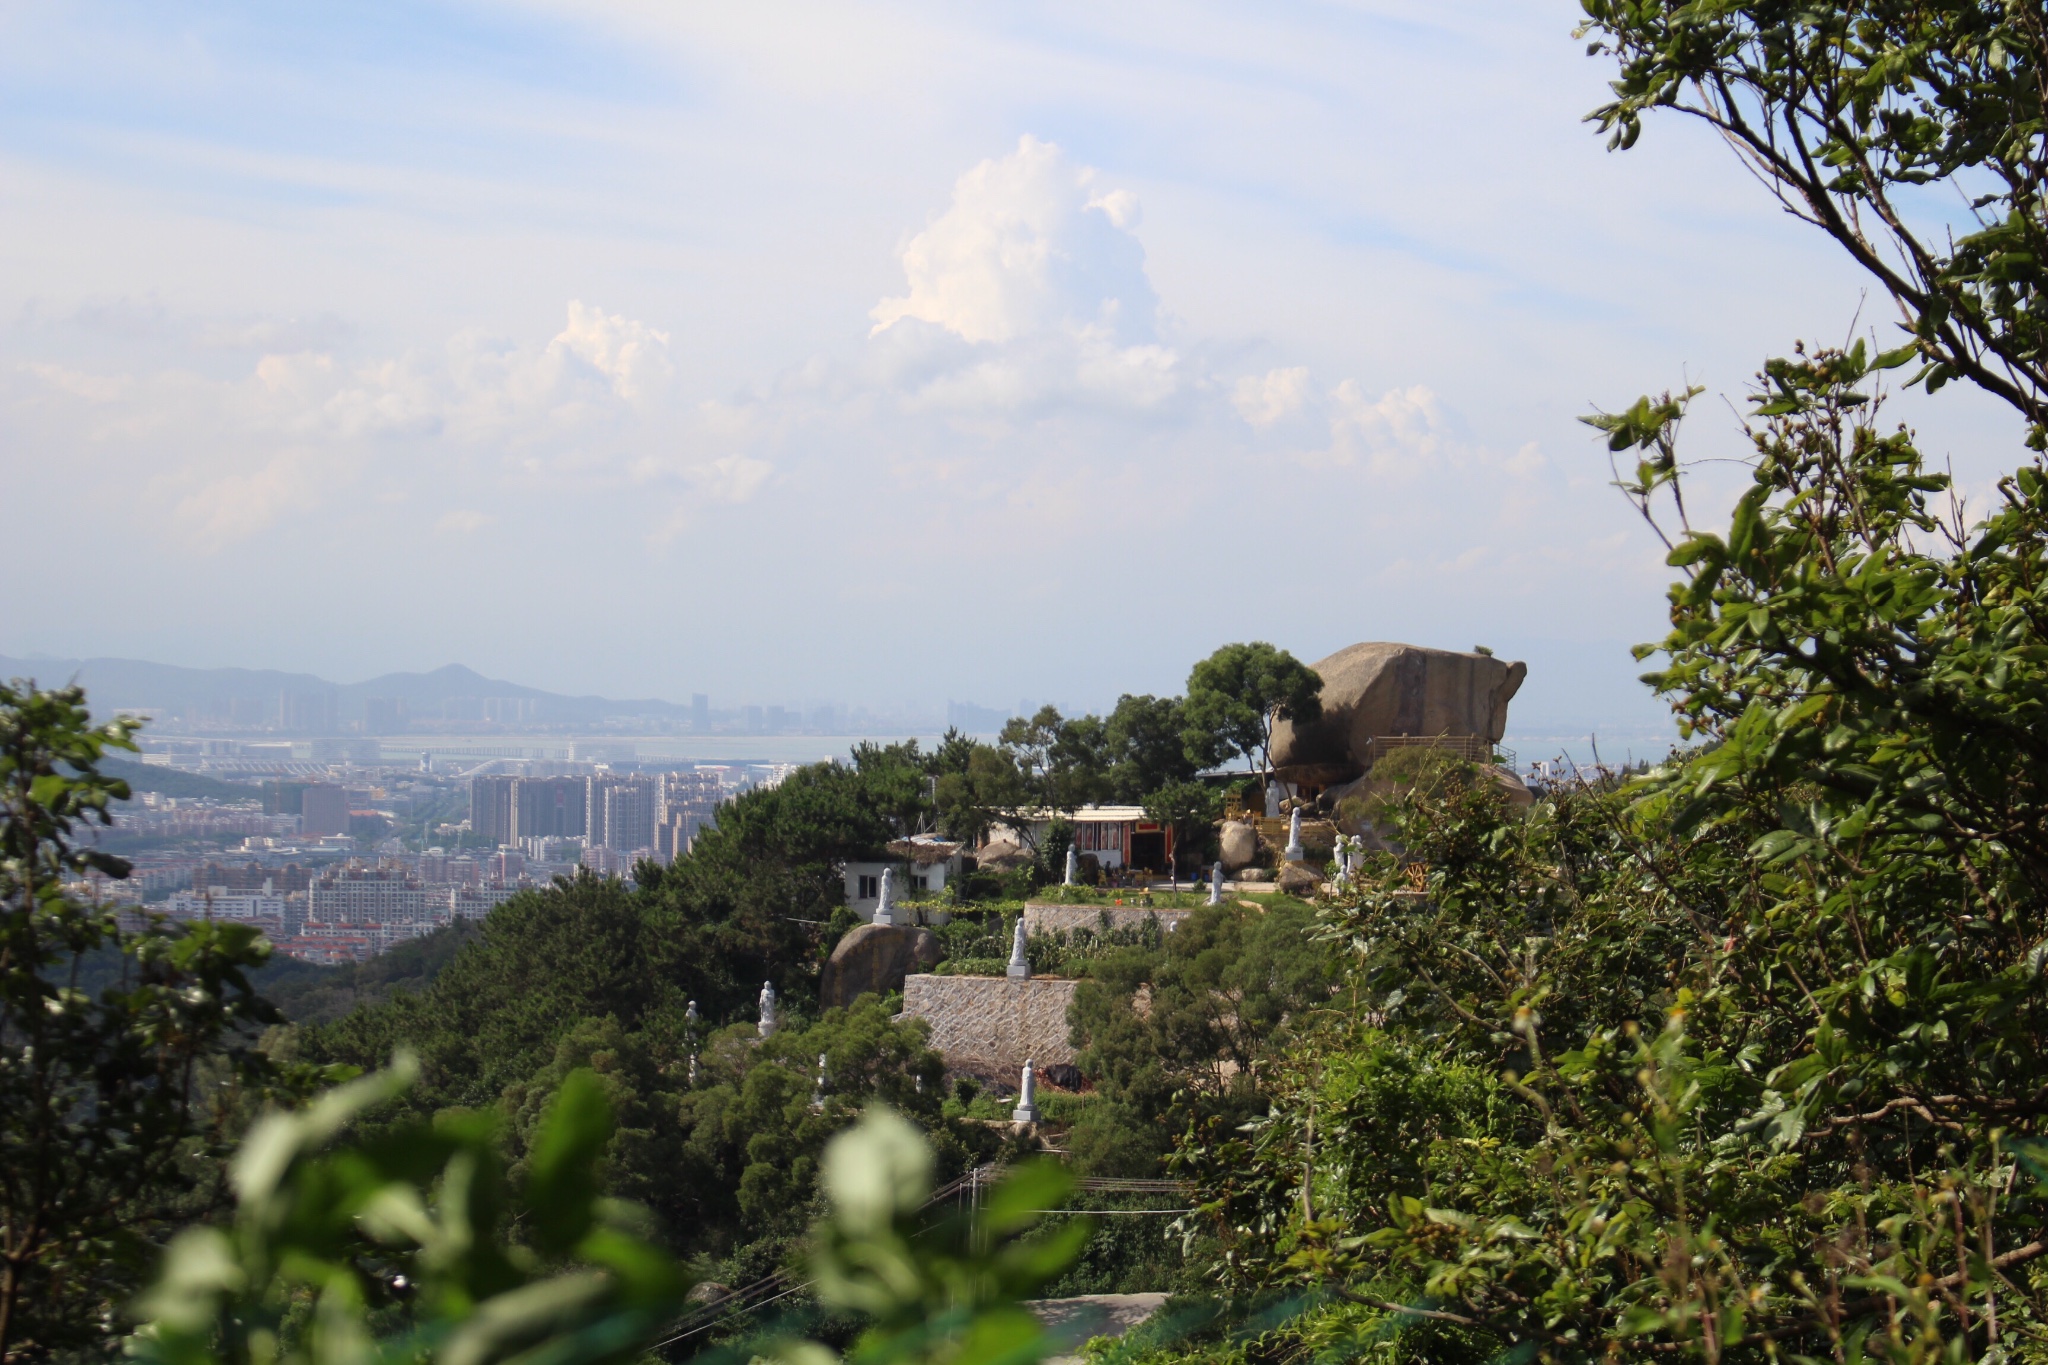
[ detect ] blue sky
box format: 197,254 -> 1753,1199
1,2 -> 2025,745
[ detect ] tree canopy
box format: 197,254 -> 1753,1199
1181,642 -> 1322,784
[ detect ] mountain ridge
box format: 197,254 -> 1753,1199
0,655 -> 692,722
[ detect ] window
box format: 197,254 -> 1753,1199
857,874 -> 879,900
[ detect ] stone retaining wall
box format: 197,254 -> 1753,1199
900,974 -> 1078,1081
1021,903 -> 1192,937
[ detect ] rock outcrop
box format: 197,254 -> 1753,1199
1276,862 -> 1321,896
820,924 -> 943,1008
1218,820 -> 1259,870
1270,642 -> 1527,784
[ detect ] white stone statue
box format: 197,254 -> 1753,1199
873,865 -> 899,926
1207,860 -> 1224,906
757,980 -> 778,1038
1284,808 -> 1305,862
1013,1058 -> 1041,1125
1007,916 -> 1031,979
1064,846 -> 1079,886
685,999 -> 699,1027
1265,781 -> 1282,819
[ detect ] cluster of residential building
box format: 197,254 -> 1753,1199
157,852 -> 533,963
467,768 -> 728,867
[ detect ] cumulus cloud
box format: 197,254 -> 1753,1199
872,136 -> 1157,345
1325,381 -> 1447,473
867,137 -> 1177,413
171,450 -> 317,552
548,301 -> 674,402
1233,367 -> 1310,426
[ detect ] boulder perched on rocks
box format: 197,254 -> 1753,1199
821,924 -> 943,1008
1218,820 -> 1259,871
1271,642 -> 1527,784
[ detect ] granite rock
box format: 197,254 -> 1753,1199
1218,820 -> 1259,870
1270,642 -> 1526,783
820,924 -> 943,1008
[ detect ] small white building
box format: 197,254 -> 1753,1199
844,835 -> 965,918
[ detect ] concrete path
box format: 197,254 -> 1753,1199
1028,1293 -> 1171,1364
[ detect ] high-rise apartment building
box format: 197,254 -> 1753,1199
585,775 -> 656,853
300,784 -> 350,838
469,775 -> 517,843
511,775 -> 586,838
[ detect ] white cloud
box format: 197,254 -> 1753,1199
1320,381 -> 1447,473
548,301 -> 674,402
865,137 -> 1179,413
435,508 -> 494,533
170,450 -> 316,552
1233,367 -> 1309,426
693,454 -> 772,503
871,136 -> 1158,346
26,362 -> 131,402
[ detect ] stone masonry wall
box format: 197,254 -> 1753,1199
1021,904 -> 1192,937
900,974 -> 1078,1081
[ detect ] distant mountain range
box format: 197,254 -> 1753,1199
0,655 -> 692,726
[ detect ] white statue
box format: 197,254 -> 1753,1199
1265,781 -> 1282,819
1284,808 -> 1305,862
873,865 -> 899,926
812,1052 -> 828,1110
1064,846 -> 1079,886
1013,1058 -> 1041,1125
757,980 -> 778,1038
1007,916 -> 1031,979
1208,860 -> 1224,906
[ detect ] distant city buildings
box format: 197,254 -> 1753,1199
300,783 -> 350,838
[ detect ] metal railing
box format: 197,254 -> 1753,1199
650,1166 -> 1189,1351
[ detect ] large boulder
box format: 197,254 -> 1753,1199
1218,820 -> 1259,871
1276,861 -> 1321,896
975,839 -> 1032,871
1271,642 -> 1527,784
820,924 -> 943,1008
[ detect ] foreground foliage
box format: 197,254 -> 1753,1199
0,682 -> 309,1363
130,1074 -> 1084,1365
1177,347 -> 2048,1361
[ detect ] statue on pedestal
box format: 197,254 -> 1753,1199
1006,917 -> 1031,979
1013,1059 -> 1041,1125
1284,808 -> 1305,862
1208,860 -> 1223,906
873,866 -> 899,925
1063,846 -> 1079,886
757,980 -> 778,1038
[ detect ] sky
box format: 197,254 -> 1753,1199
1,2 -> 2029,744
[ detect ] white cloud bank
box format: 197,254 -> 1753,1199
4,130 -> 1632,718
